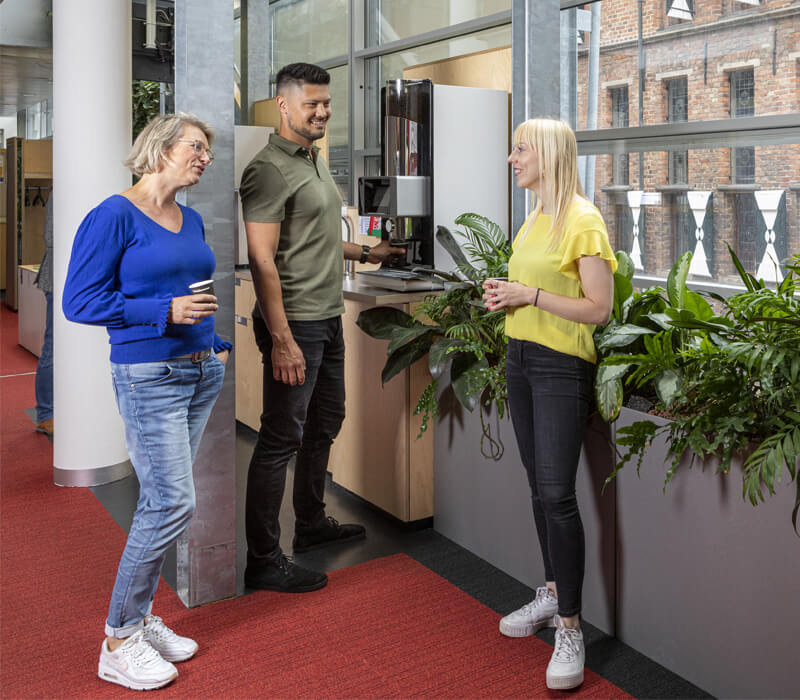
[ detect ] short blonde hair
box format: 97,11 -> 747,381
124,112 -> 215,176
513,118 -> 586,250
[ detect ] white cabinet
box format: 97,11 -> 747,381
17,264 -> 46,356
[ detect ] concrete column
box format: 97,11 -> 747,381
241,0 -> 272,124
511,0 -> 560,234
52,0 -> 132,487
174,0 -> 237,607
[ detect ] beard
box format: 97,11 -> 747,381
287,114 -> 327,143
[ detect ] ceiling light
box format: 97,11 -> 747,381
667,0 -> 693,20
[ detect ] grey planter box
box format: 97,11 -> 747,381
614,406 -> 800,700
433,392 -> 617,635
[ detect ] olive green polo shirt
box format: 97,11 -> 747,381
240,132 -> 344,321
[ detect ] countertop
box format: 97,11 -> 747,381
235,268 -> 439,306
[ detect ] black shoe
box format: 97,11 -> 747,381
244,555 -> 328,593
293,516 -> 366,553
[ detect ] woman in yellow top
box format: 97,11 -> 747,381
483,118 -> 616,691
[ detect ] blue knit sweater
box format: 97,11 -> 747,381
63,195 -> 232,364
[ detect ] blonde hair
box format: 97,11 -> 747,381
124,112 -> 215,176
513,118 -> 586,250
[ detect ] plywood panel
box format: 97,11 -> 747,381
403,45 -> 512,92
253,97 -> 329,164
329,298 -> 410,520
22,139 -> 52,178
21,204 -> 46,265
234,277 -> 263,431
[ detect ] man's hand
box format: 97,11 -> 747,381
367,239 -> 407,264
168,294 -> 218,324
272,335 -> 306,386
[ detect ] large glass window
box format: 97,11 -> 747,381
366,0 -> 510,47
364,25 -> 511,149
271,0 -> 348,67
573,0 -> 797,131
583,142 -> 798,285
327,65 -> 349,198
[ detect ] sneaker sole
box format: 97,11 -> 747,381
292,531 -> 366,553
546,670 -> 584,690
244,576 -> 328,593
499,614 -> 558,638
98,662 -> 178,691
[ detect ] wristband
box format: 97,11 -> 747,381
533,288 -> 541,307
360,244 -> 371,264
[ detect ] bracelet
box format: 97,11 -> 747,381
533,288 -> 541,307
359,244 -> 371,264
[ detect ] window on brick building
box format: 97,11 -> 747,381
610,86 -> 629,185
666,77 -> 689,184
666,0 -> 694,22
730,68 -> 755,183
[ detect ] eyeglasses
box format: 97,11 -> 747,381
177,138 -> 214,162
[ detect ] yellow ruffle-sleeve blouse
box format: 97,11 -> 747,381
505,199 -> 617,365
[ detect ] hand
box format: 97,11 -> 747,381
216,349 -> 230,365
482,280 -> 534,311
271,335 -> 306,386
368,240 -> 407,264
169,294 -> 218,324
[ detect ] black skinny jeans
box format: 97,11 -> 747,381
245,315 -> 346,569
506,338 -> 594,618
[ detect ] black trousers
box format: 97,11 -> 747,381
506,338 -> 594,617
245,315 -> 346,568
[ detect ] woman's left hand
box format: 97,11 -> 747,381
482,280 -> 534,311
217,350 -> 230,365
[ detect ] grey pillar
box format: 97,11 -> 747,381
242,0 -> 271,124
174,0 -> 237,607
511,0 -> 560,234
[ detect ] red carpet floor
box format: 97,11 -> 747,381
0,303 -> 631,699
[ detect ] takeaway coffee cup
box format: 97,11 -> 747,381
189,279 -> 215,296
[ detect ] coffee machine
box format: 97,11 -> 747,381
358,78 -> 508,291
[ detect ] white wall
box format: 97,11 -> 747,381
0,117 -> 17,144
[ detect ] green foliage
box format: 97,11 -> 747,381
596,248 -> 800,532
132,81 -> 162,140
357,213 -> 511,459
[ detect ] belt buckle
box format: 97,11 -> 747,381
191,349 -> 211,364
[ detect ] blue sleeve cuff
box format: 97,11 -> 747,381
123,297 -> 172,334
213,334 -> 233,353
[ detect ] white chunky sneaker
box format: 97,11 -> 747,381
546,618 -> 585,690
143,614 -> 199,662
499,586 -> 558,637
98,629 -> 178,691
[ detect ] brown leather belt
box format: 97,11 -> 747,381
172,349 -> 211,363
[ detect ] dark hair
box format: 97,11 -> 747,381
275,63 -> 330,94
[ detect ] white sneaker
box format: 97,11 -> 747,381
546,618 -> 585,690
143,614 -> 199,662
98,629 -> 178,691
499,586 -> 558,637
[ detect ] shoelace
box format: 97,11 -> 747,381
145,615 -> 175,642
277,554 -> 295,573
552,626 -> 582,663
521,586 -> 554,615
122,631 -> 162,666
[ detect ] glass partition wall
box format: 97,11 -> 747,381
247,0 -> 799,288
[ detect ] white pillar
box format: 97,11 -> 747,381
754,190 -> 784,284
687,191 -> 712,278
52,0 -> 132,486
627,190 -> 644,270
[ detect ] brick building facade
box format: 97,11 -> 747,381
575,0 -> 799,283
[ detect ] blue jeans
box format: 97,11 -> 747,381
35,291 -> 53,422
106,353 -> 225,637
245,316 -> 345,568
506,338 -> 594,618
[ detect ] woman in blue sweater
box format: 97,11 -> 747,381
63,113 -> 231,691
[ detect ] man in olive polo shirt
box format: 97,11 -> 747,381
240,62 -> 402,593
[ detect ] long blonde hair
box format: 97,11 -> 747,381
513,118 -> 586,250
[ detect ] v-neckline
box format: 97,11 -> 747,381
117,194 -> 184,235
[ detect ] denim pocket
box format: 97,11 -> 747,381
126,361 -> 174,388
